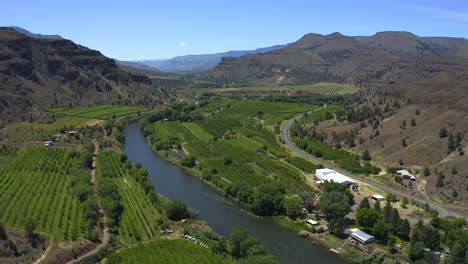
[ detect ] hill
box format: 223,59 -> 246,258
201,32 -> 394,85
8,26 -> 63,39
0,27 -> 175,123
136,44 -> 287,74
354,31 -> 448,57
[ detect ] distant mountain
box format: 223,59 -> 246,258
136,44 -> 287,74
201,31 -> 468,85
8,26 -> 63,39
0,27 -> 174,122
201,32 -> 394,85
116,60 -> 164,76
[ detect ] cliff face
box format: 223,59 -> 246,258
0,27 -> 174,122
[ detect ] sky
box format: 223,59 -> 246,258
1,0 -> 467,60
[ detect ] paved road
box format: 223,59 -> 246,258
281,113 -> 466,219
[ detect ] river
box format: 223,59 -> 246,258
122,122 -> 348,264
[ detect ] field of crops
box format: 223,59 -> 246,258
107,239 -> 229,264
49,105 -> 150,119
96,151 -> 162,243
0,147 -> 87,239
298,105 -> 341,125
149,100 -> 317,193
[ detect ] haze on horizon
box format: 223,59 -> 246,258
1,0 -> 467,60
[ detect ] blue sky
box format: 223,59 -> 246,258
1,0 -> 467,60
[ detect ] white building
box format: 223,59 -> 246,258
306,219 -> 318,225
350,229 -> 375,244
397,170 -> 416,181
315,169 -> 357,186
371,195 -> 385,201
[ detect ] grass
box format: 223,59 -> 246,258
0,147 -> 88,239
298,105 -> 341,125
107,239 -> 230,264
48,105 -> 150,119
96,151 -> 163,243
182,122 -> 214,141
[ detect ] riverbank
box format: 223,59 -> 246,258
122,122 -> 348,264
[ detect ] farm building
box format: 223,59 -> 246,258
371,195 -> 385,201
397,170 -> 416,181
350,229 -> 375,244
315,169 -> 357,186
307,219 -> 318,226
68,130 -> 79,136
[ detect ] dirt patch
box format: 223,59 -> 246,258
0,228 -> 48,264
48,240 -> 96,264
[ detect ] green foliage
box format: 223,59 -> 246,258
165,200 -> 190,221
407,241 -> 425,262
0,147 -> 91,239
319,181 -> 353,234
356,208 -> 381,230
49,105 -> 150,120
181,155 -> 197,168
284,196 -> 304,217
285,157 -> 321,173
423,167 -> 430,176
439,126 -> 448,138
107,239 -> 229,264
358,197 -> 371,210
362,149 -> 371,161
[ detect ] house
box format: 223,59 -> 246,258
315,169 -> 358,186
350,229 -> 375,244
397,170 -> 416,181
53,134 -> 63,140
44,141 -> 54,147
371,195 -> 385,201
68,130 -> 79,136
307,219 -> 318,226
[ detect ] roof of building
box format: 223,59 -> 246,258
397,170 -> 410,175
351,230 -> 375,241
351,230 -> 375,242
371,194 -> 385,200
316,169 -> 357,185
307,219 -> 318,225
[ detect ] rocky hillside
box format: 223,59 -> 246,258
0,27 -> 175,122
201,31 -> 468,85
201,33 -> 395,85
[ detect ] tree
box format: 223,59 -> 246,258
164,200 -> 190,221
0,222 -> 7,240
328,217 -> 347,235
407,241 -> 425,262
436,172 -> 445,188
229,227 -> 248,258
401,120 -> 407,129
439,126 -> 448,138
445,239 -> 468,264
448,134 -> 456,153
415,109 -> 420,115
283,196 -> 304,217
399,159 -> 404,165
25,218 -> 37,239
362,150 -> 371,161
356,208 -> 381,229
411,118 -> 416,126
382,202 -> 393,222
372,219 -> 391,241
240,237 -> 264,258
181,155 -> 196,168
373,200 -> 381,212
358,197 -> 371,210
423,167 -> 430,176
401,138 -> 407,147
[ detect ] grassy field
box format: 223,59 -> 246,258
195,83 -> 360,95
147,99 -> 318,193
49,105 -> 150,119
96,151 -> 163,243
107,239 -> 230,264
0,147 -> 88,239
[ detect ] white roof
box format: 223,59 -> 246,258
397,170 -> 410,175
352,230 -> 375,242
316,169 -> 357,185
372,194 -> 385,199
307,219 -> 318,225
